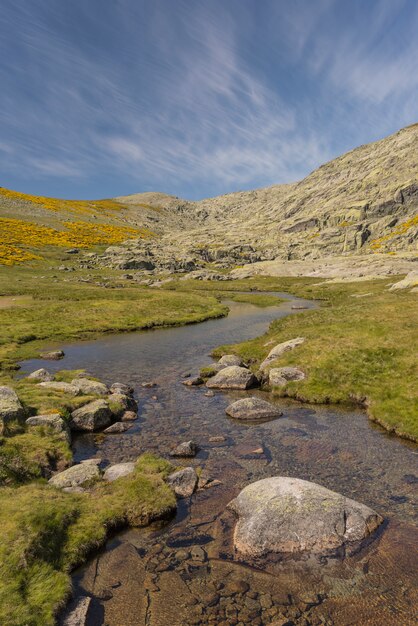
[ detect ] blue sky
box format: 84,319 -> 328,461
1,0 -> 418,200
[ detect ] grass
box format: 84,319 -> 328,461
222,292 -> 285,307
212,276 -> 418,441
0,453 -> 175,626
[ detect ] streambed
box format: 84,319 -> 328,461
22,293 -> 418,625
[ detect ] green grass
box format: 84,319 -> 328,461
0,453 -> 175,626
212,277 -> 418,441
222,292 -> 285,307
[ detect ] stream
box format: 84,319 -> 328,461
22,292 -> 418,626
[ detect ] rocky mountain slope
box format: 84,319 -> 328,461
1,123 -> 417,275
97,123 -> 418,276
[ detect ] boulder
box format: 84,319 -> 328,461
167,467 -> 198,498
0,386 -> 25,434
218,354 -> 245,367
69,400 -> 112,431
170,440 -> 199,457
225,397 -> 283,420
26,413 -> 71,443
38,381 -> 79,395
40,350 -> 65,360
228,477 -> 384,557
259,338 -> 305,370
27,368 -> 54,382
206,366 -> 257,390
49,463 -> 100,488
110,382 -> 134,395
104,462 -> 136,482
121,410 -> 138,421
71,378 -> 109,396
268,367 -> 306,387
104,421 -> 132,434
108,392 -> 138,417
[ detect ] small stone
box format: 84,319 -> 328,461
27,368 -> 54,382
103,421 -> 132,434
224,580 -> 250,596
170,440 -> 199,457
141,381 -> 157,388
190,546 -> 206,562
121,410 -> 138,421
110,382 -> 134,395
167,467 -> 198,497
182,376 -> 203,386
40,350 -> 65,360
204,390 -> 215,397
209,435 -> 226,443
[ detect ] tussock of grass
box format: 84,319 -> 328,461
223,292 -> 285,307
215,278 -> 418,441
0,453 -> 175,626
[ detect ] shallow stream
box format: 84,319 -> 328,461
23,293 -> 418,625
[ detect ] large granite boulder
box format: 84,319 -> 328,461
167,467 -> 198,498
228,477 -> 384,557
259,338 -> 305,371
103,462 -> 136,482
218,354 -> 245,367
225,397 -> 283,420
69,400 -> 112,431
268,366 -> 306,387
26,413 -> 71,443
27,368 -> 54,382
206,366 -> 257,390
49,462 -> 100,488
38,381 -> 79,395
71,378 -> 109,396
0,386 -> 25,434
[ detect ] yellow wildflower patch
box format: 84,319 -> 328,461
370,214 -> 418,251
0,217 -> 149,265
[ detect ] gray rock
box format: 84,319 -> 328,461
38,381 -> 79,395
269,367 -> 306,387
69,399 -> 112,431
71,378 -> 109,396
170,440 -> 199,457
49,463 -> 100,488
182,376 -> 203,386
104,421 -> 132,434
26,413 -> 71,443
103,462 -> 136,482
0,386 -> 25,434
27,368 -> 54,382
228,477 -> 384,557
40,350 -> 65,360
167,467 -> 198,497
259,338 -> 305,370
225,397 -> 283,420
218,354 -> 245,367
206,366 -> 257,390
62,596 -> 92,626
110,382 -> 134,395
108,392 -> 138,417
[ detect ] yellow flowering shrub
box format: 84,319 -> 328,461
0,188 -> 125,216
0,218 -> 151,265
370,215 -> 418,251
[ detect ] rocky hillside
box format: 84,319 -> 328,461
1,123 -> 417,273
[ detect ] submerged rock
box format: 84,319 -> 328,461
182,376 -> 203,386
62,596 -> 92,626
104,462 -> 136,482
167,467 -> 198,497
206,366 -> 257,390
104,421 -> 132,434
27,368 -> 54,382
0,386 -> 25,434
49,463 -> 100,488
170,440 -> 199,457
69,399 -> 112,431
268,366 -> 306,386
71,378 -> 109,396
218,354 -> 246,367
225,397 -> 283,420
259,338 -> 305,371
229,477 -> 384,557
121,410 -> 138,421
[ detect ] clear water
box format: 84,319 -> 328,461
22,293 -> 418,626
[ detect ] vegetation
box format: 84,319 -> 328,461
213,277 -> 418,441
0,453 -> 175,626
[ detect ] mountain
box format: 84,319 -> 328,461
1,123 -> 417,274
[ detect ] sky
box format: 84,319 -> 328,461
1,0 -> 418,201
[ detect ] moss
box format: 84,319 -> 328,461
199,365 -> 220,379
0,453 -> 175,626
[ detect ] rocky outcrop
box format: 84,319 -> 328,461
167,467 -> 198,498
229,477 -> 384,558
225,397 -> 283,420
206,366 -> 257,390
49,462 -> 100,488
27,368 -> 54,382
0,386 -> 25,434
69,399 -> 112,431
389,270 -> 418,291
104,462 -> 136,482
259,338 -> 305,371
170,441 -> 199,458
268,367 -> 306,387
